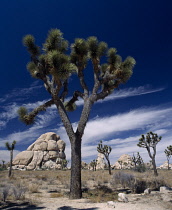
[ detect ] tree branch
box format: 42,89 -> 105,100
60,80 -> 68,102
78,70 -> 89,97
22,99 -> 54,125
53,95 -> 75,142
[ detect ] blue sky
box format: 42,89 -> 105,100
0,0 -> 172,166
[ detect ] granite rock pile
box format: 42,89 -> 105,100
12,132 -> 66,170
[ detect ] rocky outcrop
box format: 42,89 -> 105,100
96,152 -> 106,170
112,154 -> 133,169
13,132 -> 66,170
158,161 -> 172,169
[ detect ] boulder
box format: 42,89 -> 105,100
47,140 -> 58,151
144,188 -> 151,194
160,186 -> 170,193
12,151 -> 33,165
107,201 -> 115,208
27,151 -> 44,170
118,193 -> 128,203
13,132 -> 66,170
159,161 -> 172,169
57,140 -> 66,150
96,152 -> 106,170
112,154 -> 133,169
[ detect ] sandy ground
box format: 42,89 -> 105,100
1,191 -> 172,209
30,191 -> 172,210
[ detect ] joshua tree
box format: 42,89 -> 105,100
137,132 -> 161,176
90,159 -> 97,171
5,141 -> 16,177
132,152 -> 145,172
18,29 -> 135,198
118,160 -> 123,169
61,159 -> 69,170
97,140 -> 112,175
2,160 -> 5,169
164,145 -> 172,170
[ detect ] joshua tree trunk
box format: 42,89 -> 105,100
9,150 -> 13,177
152,158 -> 158,176
106,157 -> 112,175
167,159 -> 170,170
70,137 -> 82,199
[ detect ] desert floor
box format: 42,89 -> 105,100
0,170 -> 172,209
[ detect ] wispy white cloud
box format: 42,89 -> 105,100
0,85 -> 169,166
76,85 -> 165,106
82,106 -> 172,144
0,81 -> 42,103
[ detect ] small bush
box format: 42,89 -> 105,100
111,171 -> 147,193
28,183 -> 39,193
83,185 -> 118,203
135,164 -> 146,173
131,179 -> 147,193
13,184 -> 26,200
111,171 -> 135,189
1,185 -> 11,202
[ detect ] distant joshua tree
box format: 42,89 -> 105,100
2,160 -> 5,169
5,141 -> 16,177
118,160 -> 123,169
61,159 -> 69,170
97,140 -> 112,175
90,159 -> 97,171
137,132 -> 161,176
164,145 -> 172,170
132,152 -> 145,172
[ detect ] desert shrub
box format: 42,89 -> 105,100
135,164 -> 146,173
28,183 -> 39,193
111,171 -> 135,189
83,185 -> 118,203
12,183 -> 26,200
1,185 -> 11,202
111,171 -> 147,193
131,179 -> 147,193
147,178 -> 166,191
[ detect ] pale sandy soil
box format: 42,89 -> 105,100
28,191 -> 172,210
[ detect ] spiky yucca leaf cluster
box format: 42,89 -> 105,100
137,132 -> 162,148
23,35 -> 40,56
164,145 -> 172,158
17,107 -> 35,125
97,140 -> 112,155
87,36 -> 108,58
106,48 -> 136,83
24,29 -> 77,81
5,140 -> 16,151
64,101 -> 77,112
43,29 -> 68,52
26,62 -> 40,78
46,50 -> 77,80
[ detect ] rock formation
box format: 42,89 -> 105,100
158,161 -> 172,169
13,132 -> 66,170
112,154 -> 133,169
96,152 -> 106,170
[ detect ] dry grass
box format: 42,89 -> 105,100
0,169 -> 172,204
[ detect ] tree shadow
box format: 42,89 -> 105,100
57,207 -> 99,210
0,201 -> 45,209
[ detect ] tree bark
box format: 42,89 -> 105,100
9,150 -> 13,177
167,159 -> 170,170
152,158 -> 158,176
70,136 -> 82,199
106,158 -> 112,175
